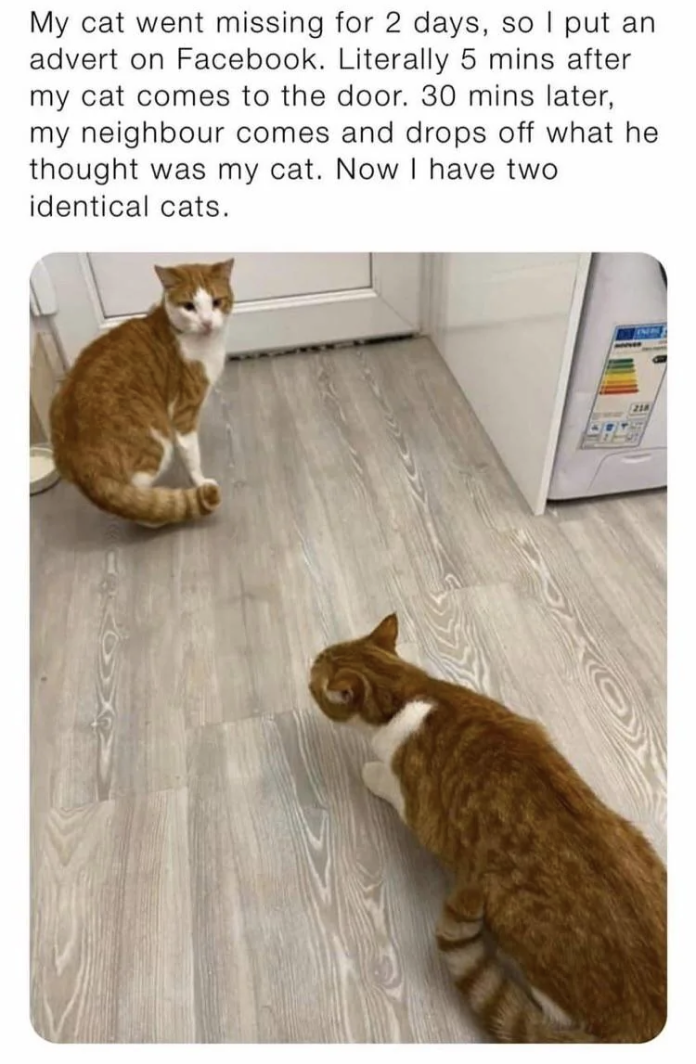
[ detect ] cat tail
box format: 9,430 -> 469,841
78,473 -> 221,524
436,906 -> 596,1044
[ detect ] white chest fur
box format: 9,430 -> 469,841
361,701 -> 433,822
176,332 -> 227,387
371,700 -> 433,764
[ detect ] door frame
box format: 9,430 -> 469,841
31,253 -> 422,365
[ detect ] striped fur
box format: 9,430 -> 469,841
436,905 -> 594,1043
309,614 -> 666,1044
50,259 -> 233,526
79,473 -> 220,524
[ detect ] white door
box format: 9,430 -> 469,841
31,253 -> 421,366
428,253 -> 592,515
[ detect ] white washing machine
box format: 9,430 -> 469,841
548,253 -> 667,501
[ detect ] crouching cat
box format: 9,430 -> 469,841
50,258 -> 235,526
309,614 -> 666,1044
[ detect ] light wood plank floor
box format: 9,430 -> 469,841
31,338 -> 666,1043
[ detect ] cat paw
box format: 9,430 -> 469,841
197,481 -> 221,513
362,761 -> 389,797
362,762 -> 406,819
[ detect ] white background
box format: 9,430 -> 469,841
15,0 -> 675,238
5,0 -> 691,1058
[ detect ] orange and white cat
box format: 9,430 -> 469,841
50,258 -> 234,525
309,614 -> 666,1044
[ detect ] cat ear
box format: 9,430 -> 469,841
211,258 -> 235,279
325,669 -> 365,707
367,613 -> 399,652
154,265 -> 181,290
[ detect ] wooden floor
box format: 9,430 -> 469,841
31,338 -> 666,1043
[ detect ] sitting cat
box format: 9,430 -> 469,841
309,614 -> 666,1044
50,258 -> 235,525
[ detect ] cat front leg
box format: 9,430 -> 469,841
362,761 -> 406,819
174,430 -> 218,490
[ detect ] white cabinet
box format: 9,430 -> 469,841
427,253 -> 592,515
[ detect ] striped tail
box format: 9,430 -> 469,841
436,903 -> 595,1044
78,473 -> 221,525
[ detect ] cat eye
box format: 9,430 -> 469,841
212,299 -> 222,308
181,302 -> 195,312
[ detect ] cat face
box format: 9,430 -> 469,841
309,614 -> 401,725
155,259 -> 235,336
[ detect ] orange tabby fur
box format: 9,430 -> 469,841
309,615 -> 666,1044
50,259 -> 235,525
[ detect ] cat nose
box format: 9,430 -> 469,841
202,320 -> 213,333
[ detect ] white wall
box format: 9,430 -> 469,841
425,253 -> 591,515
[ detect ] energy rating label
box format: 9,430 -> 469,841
581,323 -> 667,450
599,356 -> 639,396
